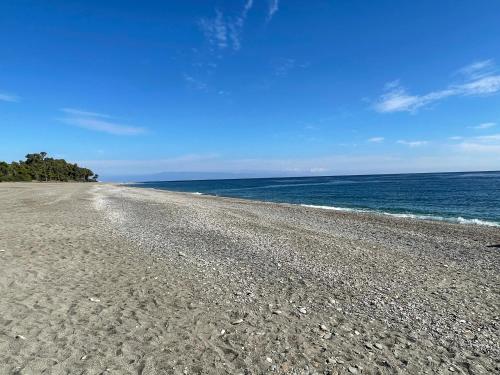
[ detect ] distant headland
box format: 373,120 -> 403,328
0,152 -> 98,182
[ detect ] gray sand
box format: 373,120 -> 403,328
0,183 -> 498,374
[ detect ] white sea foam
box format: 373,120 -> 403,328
191,192 -> 203,195
300,204 -> 500,227
301,204 -> 362,212
455,217 -> 500,227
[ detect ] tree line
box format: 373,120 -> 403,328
0,152 -> 98,182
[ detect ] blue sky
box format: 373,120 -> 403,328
1,0 -> 500,180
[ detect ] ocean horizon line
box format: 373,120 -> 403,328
120,169 -> 500,184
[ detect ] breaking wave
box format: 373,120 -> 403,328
300,204 -> 500,227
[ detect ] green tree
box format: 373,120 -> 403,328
0,152 -> 98,183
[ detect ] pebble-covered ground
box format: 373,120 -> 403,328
0,183 -> 499,374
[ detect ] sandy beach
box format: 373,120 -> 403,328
0,183 -> 499,374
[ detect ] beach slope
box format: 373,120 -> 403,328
0,183 -> 498,374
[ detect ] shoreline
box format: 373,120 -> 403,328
1,183 -> 499,374
122,184 -> 500,229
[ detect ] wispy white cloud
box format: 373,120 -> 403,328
0,91 -> 20,103
397,140 -> 428,147
457,59 -> 495,79
272,58 -> 309,78
475,133 -> 500,141
456,142 -> 500,154
451,132 -> 500,154
183,74 -> 208,91
374,60 -> 500,113
274,58 -> 295,76
471,122 -> 496,130
199,1 -> 254,52
59,108 -> 145,136
63,118 -> 145,136
304,124 -> 318,130
367,137 -> 385,143
267,0 -> 279,21
460,75 -> 500,94
230,0 -> 254,50
60,108 -> 112,118
309,167 -> 327,173
244,0 -> 254,13
199,10 -> 228,50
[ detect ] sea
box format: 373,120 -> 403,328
128,171 -> 500,227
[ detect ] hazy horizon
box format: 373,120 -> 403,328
100,169 -> 500,183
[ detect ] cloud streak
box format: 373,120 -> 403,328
471,122 -> 496,130
0,91 -> 20,103
183,74 -> 208,91
457,59 -> 495,79
397,140 -> 428,147
374,60 -> 500,113
199,1 -> 254,52
267,0 -> 279,21
451,132 -> 500,154
60,108 -> 112,118
59,108 -> 145,136
367,137 -> 384,143
230,0 -> 254,50
199,10 -> 228,50
456,142 -> 500,154
274,58 -> 296,76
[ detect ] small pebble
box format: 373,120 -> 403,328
374,343 -> 384,350
15,335 -> 26,340
298,307 -> 307,314
320,324 -> 329,332
348,366 -> 358,374
89,297 -> 100,302
449,366 -> 455,372
266,357 -> 273,363
272,310 -> 282,315
231,319 -> 244,325
178,251 -> 186,257
220,329 -> 226,335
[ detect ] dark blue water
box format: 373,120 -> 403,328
129,171 -> 500,227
